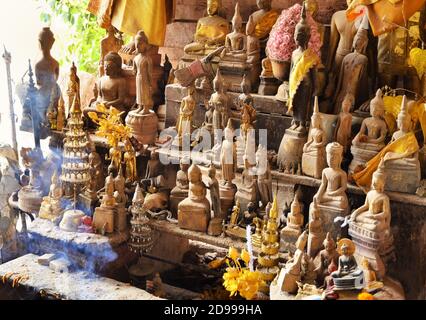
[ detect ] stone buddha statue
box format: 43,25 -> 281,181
88,140 -> 104,191
246,15 -> 261,65
334,93 -> 354,154
101,173 -> 116,208
170,158 -> 190,217
313,232 -> 339,285
333,14 -> 370,114
256,145 -> 272,210
99,26 -> 124,76
302,97 -> 326,179
221,3 -> 247,62
281,190 -> 304,239
248,0 -> 279,42
211,70 -> 229,147
184,0 -> 230,56
114,167 -> 127,206
92,172 -> 118,234
178,164 -> 211,232
350,89 -> 388,174
381,96 -> 421,193
174,86 -> 196,147
236,154 -> 258,213
307,198 -> 324,259
39,170 -> 63,221
220,120 -> 237,188
313,142 -> 349,238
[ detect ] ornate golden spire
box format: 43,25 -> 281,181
269,193 -> 278,220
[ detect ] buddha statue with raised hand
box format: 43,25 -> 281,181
184,0 -> 230,56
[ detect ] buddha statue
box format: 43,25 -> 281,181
381,96 -> 421,193
125,30 -> 158,145
235,153 -> 258,214
313,142 -> 349,238
350,89 -> 388,175
248,0 -> 279,42
67,62 -> 80,116
207,164 -> 221,219
123,139 -> 137,183
99,26 -> 124,76
170,158 -> 190,218
280,189 -> 304,245
333,14 -> 370,114
92,172 -> 117,234
88,140 -> 104,192
183,0 -> 230,56
174,86 -> 196,147
361,258 -> 384,292
237,74 -> 253,111
178,164 -> 211,232
39,170 -> 63,221
101,173 -> 116,208
349,162 -> 394,278
302,97 -> 326,179
256,145 -> 272,210
331,239 -> 364,290
56,96 -> 66,131
307,198 -> 324,259
85,52 -> 132,125
334,93 -> 354,154
313,232 -> 339,286
114,167 -> 127,206
221,3 -> 246,62
246,16 -> 260,65
211,70 -> 229,139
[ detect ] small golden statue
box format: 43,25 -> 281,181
174,86 -> 196,147
123,139 -> 137,183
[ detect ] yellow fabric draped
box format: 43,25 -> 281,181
352,132 -> 420,191
288,48 -> 320,112
255,10 -> 279,39
111,0 -> 167,46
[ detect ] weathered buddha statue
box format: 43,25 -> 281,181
210,70 -> 229,148
349,162 -> 393,278
114,167 -> 127,206
331,239 -> 364,290
101,173 -> 116,208
178,164 -> 211,232
302,97 -> 326,179
39,170 -> 63,221
207,164 -> 221,219
333,14 -> 370,114
307,198 -> 324,259
313,142 -> 349,237
174,86 -> 196,147
220,120 -> 237,188
256,145 -> 272,210
221,3 -> 247,62
334,93 -> 354,154
85,52 -> 132,123
99,26 -> 124,76
66,62 -> 80,116
313,232 -> 339,285
350,89 -> 388,174
93,172 -> 118,234
88,140 -> 104,192
235,153 -> 258,213
183,0 -> 230,56
170,158 -> 190,217
281,190 -> 304,239
246,15 -> 260,65
248,0 -> 279,42
381,96 -> 421,193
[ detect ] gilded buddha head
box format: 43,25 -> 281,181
207,0 -> 221,16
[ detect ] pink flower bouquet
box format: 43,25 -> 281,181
266,3 -> 322,62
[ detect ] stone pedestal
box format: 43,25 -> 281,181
125,110 -> 158,145
302,151 -> 326,179
315,203 -> 349,240
383,160 -> 421,194
258,76 -> 280,96
178,198 -> 211,233
218,60 -> 260,93
93,206 -> 115,234
349,145 -> 379,175
169,189 -> 188,219
219,183 -> 237,219
277,129 -> 308,170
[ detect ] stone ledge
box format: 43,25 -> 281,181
0,254 -> 160,300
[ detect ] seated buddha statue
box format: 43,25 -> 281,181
314,142 -> 348,211
220,3 -> 247,62
183,0 -> 230,56
281,190 -> 304,238
302,97 -> 326,179
248,0 -> 279,42
101,173 -> 116,208
39,170 -> 63,221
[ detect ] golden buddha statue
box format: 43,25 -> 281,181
281,190 -> 304,238
123,139 -> 137,183
248,0 -> 279,41
39,170 -> 63,221
56,95 -> 66,131
183,0 -> 230,56
101,173 -> 116,208
175,86 -> 196,146
221,3 -> 247,62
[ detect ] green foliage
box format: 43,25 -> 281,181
36,0 -> 104,74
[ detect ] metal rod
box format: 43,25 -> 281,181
2,46 -> 18,155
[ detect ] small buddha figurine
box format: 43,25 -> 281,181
246,15 -> 260,65
333,14 -> 370,114
361,258 -> 384,291
331,239 -> 363,284
145,151 -> 163,180
313,232 -> 339,285
334,93 -> 354,154
302,97 -> 326,179
240,97 -> 257,143
39,170 -> 63,221
123,139 -> 137,183
114,167 -> 127,206
46,87 -> 58,130
56,96 -> 66,131
107,138 -> 122,173
352,89 -> 387,152
101,173 -> 116,207
67,62 -> 80,116
207,164 -> 221,218
237,75 -> 253,111
184,0 -> 230,55
175,86 -> 196,146
221,3 -> 247,62
229,200 -> 241,226
281,190 -> 304,238
88,140 -> 104,191
220,120 -> 237,188
85,52 -> 130,120
314,143 -> 348,210
256,145 -> 272,210
287,3 -> 319,133
99,26 -> 124,76
307,198 -> 324,259
248,0 -> 279,41
170,158 -> 190,217
211,70 -> 229,136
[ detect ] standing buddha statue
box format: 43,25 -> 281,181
174,86 -> 196,147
